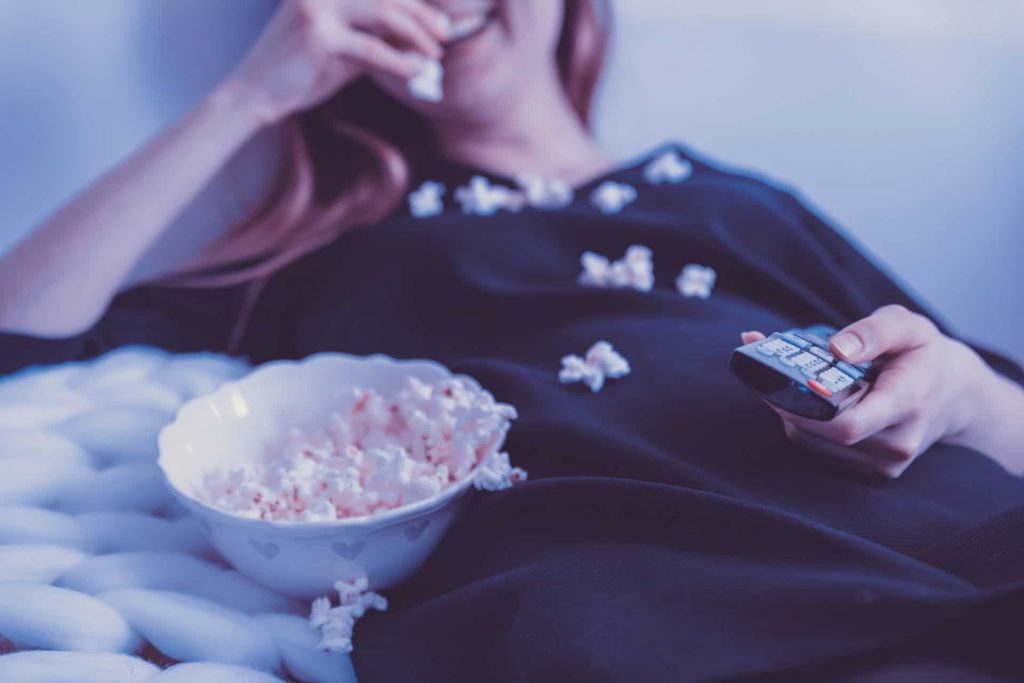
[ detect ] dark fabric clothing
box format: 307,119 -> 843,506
2,143 -> 1022,681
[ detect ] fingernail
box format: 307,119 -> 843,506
437,12 -> 452,36
831,332 -> 864,360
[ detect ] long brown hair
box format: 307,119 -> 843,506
159,0 -> 612,291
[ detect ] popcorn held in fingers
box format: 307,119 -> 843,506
589,181 -> 637,215
200,376 -> 521,522
309,577 -> 388,655
676,264 -> 717,299
455,176 -> 526,216
643,150 -> 693,185
559,341 -> 631,393
407,56 -> 444,103
578,245 -> 654,291
515,174 -> 575,210
408,181 -> 446,218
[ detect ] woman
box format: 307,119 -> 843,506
1,0 -> 1022,679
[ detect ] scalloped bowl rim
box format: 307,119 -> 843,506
157,352 -> 493,534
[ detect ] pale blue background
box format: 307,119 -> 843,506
1,0 -> 1021,362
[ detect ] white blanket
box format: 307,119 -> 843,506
0,347 -> 358,683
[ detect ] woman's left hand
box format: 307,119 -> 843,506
743,304 -> 1024,478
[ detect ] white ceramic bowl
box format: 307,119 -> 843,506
157,353 -> 498,600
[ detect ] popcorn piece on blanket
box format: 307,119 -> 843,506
589,180 -> 637,214
309,577 -> 388,655
676,264 -> 717,299
408,181 -> 446,218
559,341 -> 631,393
408,56 -> 443,103
578,245 -> 654,291
515,174 -> 574,210
455,176 -> 526,216
201,376 -> 521,521
643,150 -> 693,185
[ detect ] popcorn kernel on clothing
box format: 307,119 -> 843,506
677,263 -> 717,299
559,341 -> 631,393
578,245 -> 654,291
589,180 -> 637,214
408,181 -> 446,218
644,150 -> 693,185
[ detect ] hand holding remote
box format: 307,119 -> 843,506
743,305 -> 1023,479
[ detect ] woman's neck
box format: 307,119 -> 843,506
431,73 -> 614,188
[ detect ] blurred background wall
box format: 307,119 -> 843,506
1,0 -> 1021,361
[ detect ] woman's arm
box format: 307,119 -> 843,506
0,84 -> 265,337
0,0 -> 448,338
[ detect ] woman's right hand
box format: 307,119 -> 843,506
225,0 -> 451,127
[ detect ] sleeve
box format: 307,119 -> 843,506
0,281 -> 253,378
780,190 -> 1024,388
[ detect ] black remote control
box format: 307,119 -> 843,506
729,325 -> 876,421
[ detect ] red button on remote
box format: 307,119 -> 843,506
807,379 -> 833,397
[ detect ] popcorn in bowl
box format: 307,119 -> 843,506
157,353 -> 527,599
199,376 -> 523,522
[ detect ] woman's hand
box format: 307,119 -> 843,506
743,305 -> 1024,478
223,0 -> 450,127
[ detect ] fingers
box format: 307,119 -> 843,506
324,27 -> 427,79
393,0 -> 452,41
830,304 -> 938,364
361,2 -> 446,59
766,374 -> 912,446
740,331 -> 766,344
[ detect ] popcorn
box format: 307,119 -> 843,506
578,245 -> 654,292
200,376 -> 522,522
559,341 -> 631,393
309,577 -> 388,655
454,176 -> 526,216
408,181 -> 446,218
515,174 -> 574,210
408,56 -> 443,103
676,264 -> 716,299
589,181 -> 637,215
643,151 -> 693,185
473,450 -> 527,491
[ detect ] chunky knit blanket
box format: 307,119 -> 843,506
0,347 -> 356,682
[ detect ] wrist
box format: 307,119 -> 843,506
946,358 -> 1024,474
207,78 -> 283,135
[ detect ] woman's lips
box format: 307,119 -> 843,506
444,11 -> 494,44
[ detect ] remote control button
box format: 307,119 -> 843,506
778,355 -> 797,367
836,361 -> 865,380
800,332 -> 829,347
819,367 -> 855,392
791,352 -> 828,376
807,379 -> 833,397
809,346 -> 834,363
756,339 -> 800,358
781,333 -> 810,349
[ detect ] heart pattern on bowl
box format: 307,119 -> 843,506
331,541 -> 366,560
249,538 -> 280,559
404,519 -> 430,541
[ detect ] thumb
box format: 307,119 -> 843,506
830,305 -> 937,363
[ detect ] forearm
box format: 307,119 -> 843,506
0,81 -> 267,337
948,367 -> 1024,475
